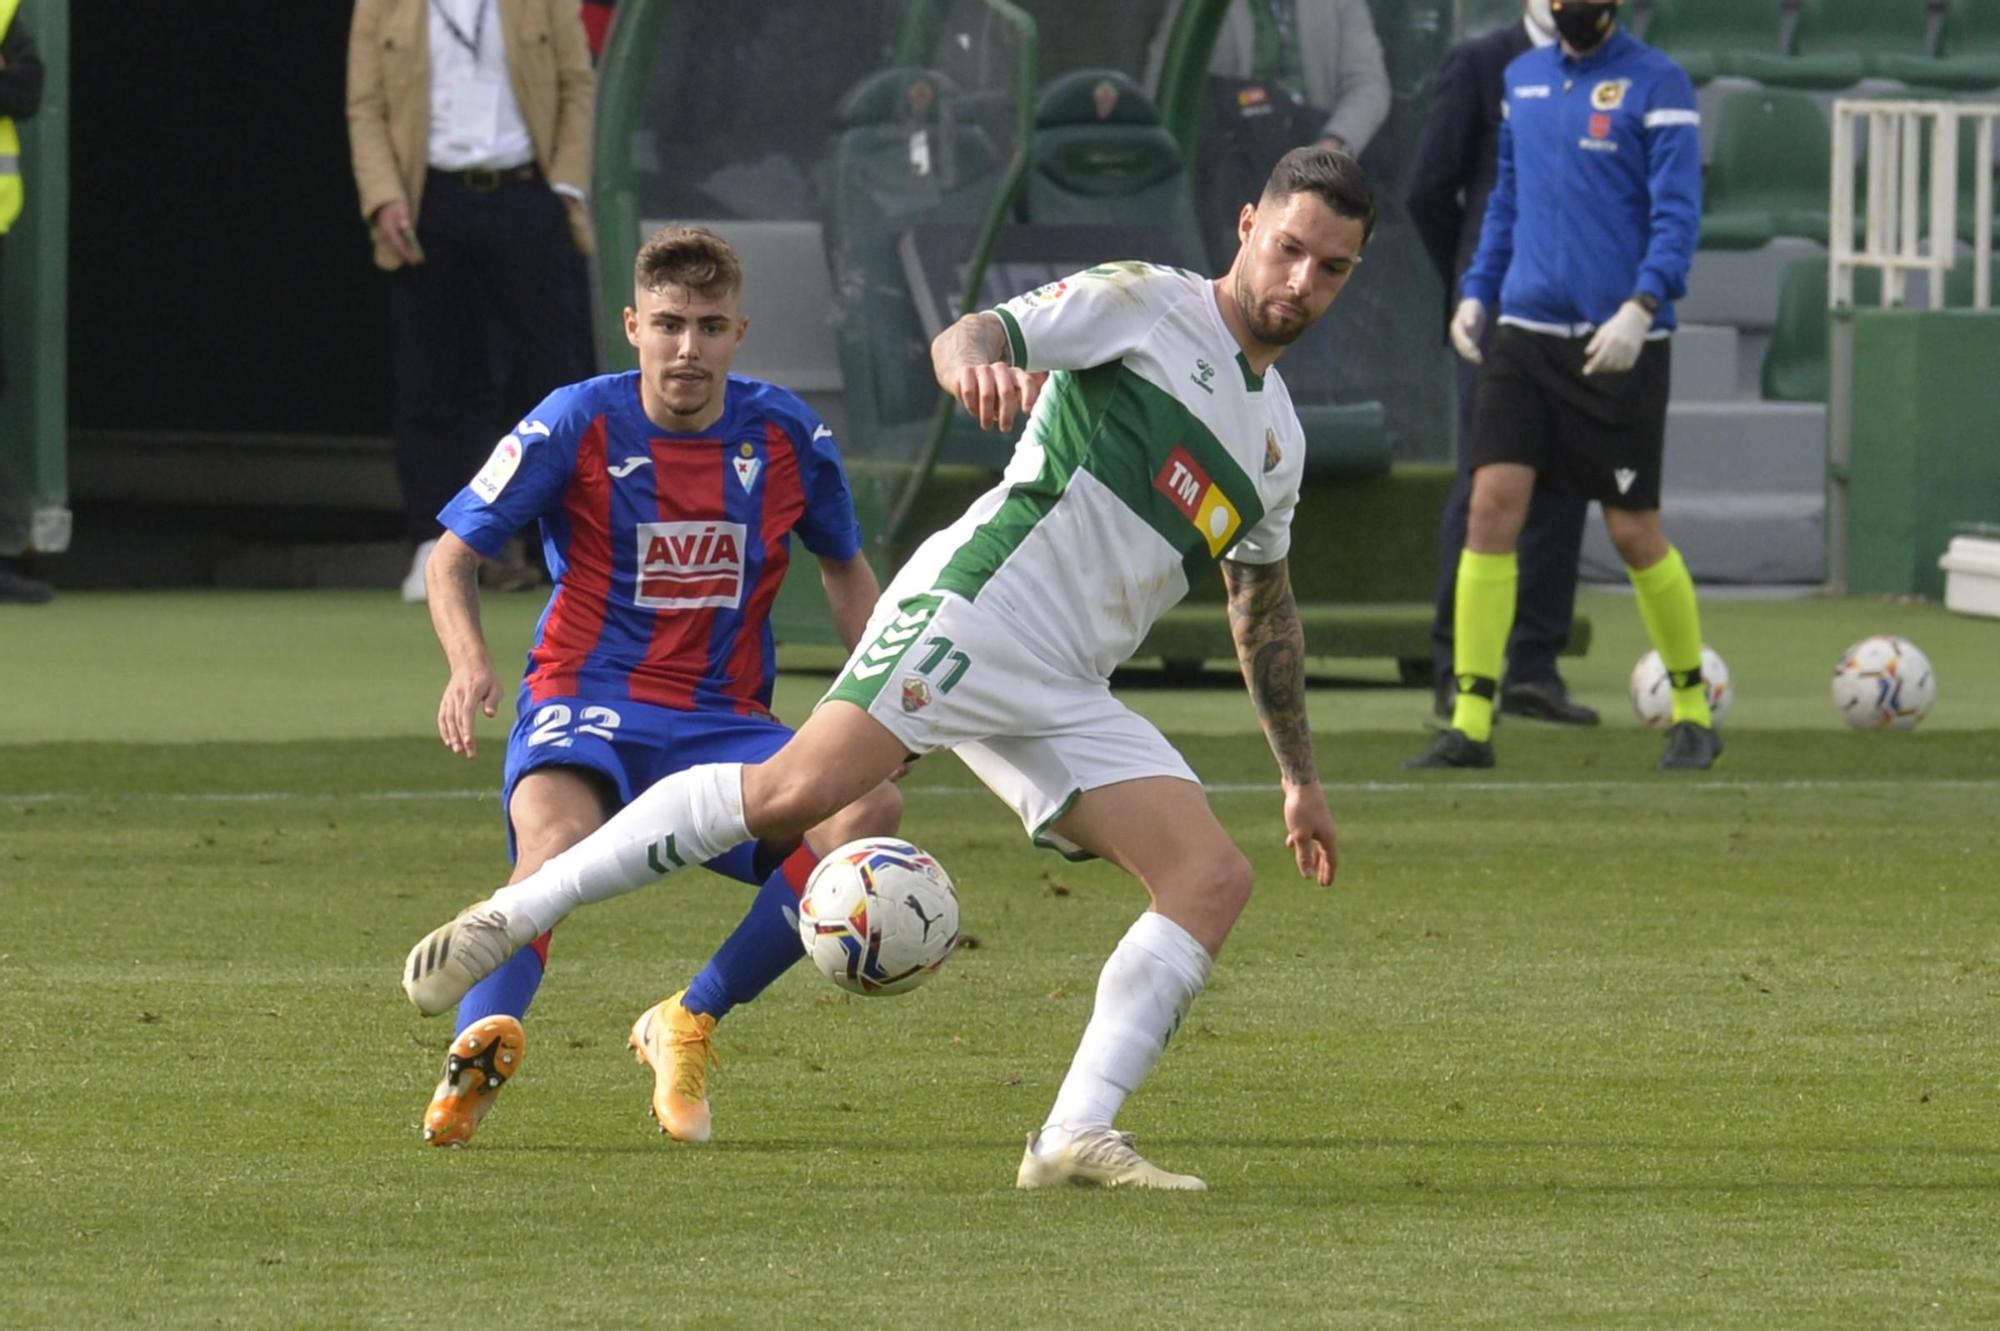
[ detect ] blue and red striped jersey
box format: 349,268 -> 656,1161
439,371 -> 864,716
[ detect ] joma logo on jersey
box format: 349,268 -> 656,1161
635,520 -> 748,609
1153,447 -> 1243,556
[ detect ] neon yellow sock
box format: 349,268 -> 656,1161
1628,546 -> 1713,727
1448,549 -> 1517,743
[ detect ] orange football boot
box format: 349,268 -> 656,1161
422,1015 -> 526,1147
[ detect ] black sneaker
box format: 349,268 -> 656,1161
0,567 -> 53,605
1403,727 -> 1496,769
1500,678 -> 1600,726
1658,721 -> 1723,770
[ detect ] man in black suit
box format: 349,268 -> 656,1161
1405,0 -> 1597,725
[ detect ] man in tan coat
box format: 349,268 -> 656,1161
346,0 -> 597,601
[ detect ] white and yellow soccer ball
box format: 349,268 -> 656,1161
798,837 -> 960,996
1629,646 -> 1733,728
1831,635 -> 1936,731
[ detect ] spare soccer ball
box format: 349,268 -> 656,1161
798,837 -> 960,996
1831,635 -> 1936,730
1629,646 -> 1733,728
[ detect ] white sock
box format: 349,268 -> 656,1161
1038,911 -> 1213,1150
490,762 -> 748,936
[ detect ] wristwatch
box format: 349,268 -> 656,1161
1630,292 -> 1662,317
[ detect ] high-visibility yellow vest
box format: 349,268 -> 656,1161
0,0 -> 23,234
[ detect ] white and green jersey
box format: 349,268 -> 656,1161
889,261 -> 1307,681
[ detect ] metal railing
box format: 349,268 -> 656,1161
1824,98 -> 1999,591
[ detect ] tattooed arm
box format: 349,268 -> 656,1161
930,312 -> 1046,432
1223,556 -> 1338,885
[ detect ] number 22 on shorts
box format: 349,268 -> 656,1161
526,703 -> 622,748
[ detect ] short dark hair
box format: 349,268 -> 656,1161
634,225 -> 743,298
1260,145 -> 1376,244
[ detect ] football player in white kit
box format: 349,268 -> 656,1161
403,145 -> 1375,1190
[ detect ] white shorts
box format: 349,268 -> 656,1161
822,592 -> 1199,857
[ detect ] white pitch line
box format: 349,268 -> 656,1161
1,777 -> 1995,806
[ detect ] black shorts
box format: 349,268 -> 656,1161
1468,323 -> 1671,510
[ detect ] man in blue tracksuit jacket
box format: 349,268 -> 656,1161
1407,0 -> 1722,772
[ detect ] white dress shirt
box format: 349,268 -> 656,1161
426,0 -> 536,171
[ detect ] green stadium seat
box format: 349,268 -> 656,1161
1770,0 -> 1934,85
1892,0 -> 2000,90
820,69 -> 1004,443
1701,90 -> 1832,250
1296,402 -> 1391,480
1025,69 -> 1208,270
1722,0 -> 1862,88
1760,253 -> 1883,402
1644,0 -> 1787,86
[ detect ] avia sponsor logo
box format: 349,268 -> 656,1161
1153,446 -> 1242,557
635,520 -> 747,609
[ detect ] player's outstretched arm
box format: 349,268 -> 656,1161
1222,556 -> 1337,885
425,531 -> 505,759
930,311 -> 1045,433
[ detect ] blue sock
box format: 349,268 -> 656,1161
454,936 -> 548,1034
683,846 -> 812,1020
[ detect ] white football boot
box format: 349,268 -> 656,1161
1014,1127 -> 1207,1192
402,902 -> 536,1017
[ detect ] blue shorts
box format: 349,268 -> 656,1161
501,697 -> 794,884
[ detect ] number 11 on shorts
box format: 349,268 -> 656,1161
915,636 -> 971,692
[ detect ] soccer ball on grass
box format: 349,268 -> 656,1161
798,837 -> 960,995
1831,635 -> 1935,730
1628,646 -> 1733,728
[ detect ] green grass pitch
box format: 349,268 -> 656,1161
2,589 -> 1996,1328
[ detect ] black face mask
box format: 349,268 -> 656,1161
1551,0 -> 1618,52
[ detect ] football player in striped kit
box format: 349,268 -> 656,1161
414,225 -> 902,1146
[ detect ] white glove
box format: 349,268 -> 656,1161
1449,298 -> 1488,364
1582,299 -> 1654,376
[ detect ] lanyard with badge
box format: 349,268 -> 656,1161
434,0 -> 503,155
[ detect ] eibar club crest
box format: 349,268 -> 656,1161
901,677 -> 933,713
1263,428 -> 1282,474
732,442 -> 761,491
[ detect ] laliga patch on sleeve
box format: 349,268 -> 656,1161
470,435 -> 525,502
1018,278 -> 1070,308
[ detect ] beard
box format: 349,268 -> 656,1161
1236,274 -> 1311,346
